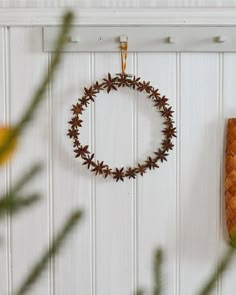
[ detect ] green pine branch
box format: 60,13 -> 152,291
136,243 -> 236,295
136,289 -> 145,295
7,164 -> 42,196
0,193 -> 40,219
14,210 -> 83,295
0,11 -> 78,295
136,248 -> 164,295
153,248 -> 163,295
0,11 -> 73,158
0,164 -> 42,219
198,243 -> 236,295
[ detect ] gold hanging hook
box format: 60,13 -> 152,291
120,35 -> 128,75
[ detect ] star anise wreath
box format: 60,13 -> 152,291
68,73 -> 176,182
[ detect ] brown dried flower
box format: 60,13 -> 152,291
161,106 -> 174,118
103,73 -> 118,93
162,126 -> 177,138
67,128 -> 79,139
112,168 -> 125,182
162,139 -> 174,151
68,116 -> 83,128
103,166 -> 112,178
129,76 -> 141,89
74,145 -> 90,158
82,153 -> 95,169
155,149 -> 168,163
136,164 -> 147,176
79,96 -> 91,107
137,81 -> 153,93
92,161 -> 107,175
117,74 -> 130,87
154,96 -> 169,109
148,88 -> 160,99
71,103 -> 84,115
84,86 -> 97,101
93,81 -> 104,92
125,167 -> 137,179
145,157 -> 159,170
73,139 -> 80,148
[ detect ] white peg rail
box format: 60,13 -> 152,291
44,26 -> 236,52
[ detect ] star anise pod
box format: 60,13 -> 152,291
164,117 -> 175,127
148,88 -> 160,99
162,139 -> 174,151
125,167 -> 136,179
74,145 -> 90,158
112,167 -> 125,182
162,126 -> 177,138
145,157 -> 159,170
161,106 -> 174,118
103,73 -> 118,93
92,160 -> 106,175
103,166 -> 112,178
84,86 -> 97,101
117,74 -> 130,87
67,128 -> 79,139
82,153 -> 95,169
129,76 -> 141,89
153,96 -> 169,109
79,96 -> 91,107
93,81 -> 104,92
137,81 -> 153,93
68,116 -> 83,128
71,103 -> 84,115
73,139 -> 80,148
154,149 -> 168,163
136,164 -> 147,176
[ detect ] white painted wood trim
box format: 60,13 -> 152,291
44,26 -> 236,52
1,8 -> 236,26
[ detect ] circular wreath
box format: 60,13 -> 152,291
67,73 -> 176,182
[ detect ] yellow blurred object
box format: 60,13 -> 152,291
0,126 -> 17,166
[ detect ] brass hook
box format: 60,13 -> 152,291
120,35 -> 128,75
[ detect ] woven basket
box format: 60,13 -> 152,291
225,118 -> 236,240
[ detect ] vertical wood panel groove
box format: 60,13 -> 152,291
90,52 -> 96,295
94,52 -> 133,294
52,52 -> 91,294
217,52 -> 224,295
132,52 -> 138,294
47,52 -> 54,295
3,26 -> 12,295
1,25 -> 7,294
179,52 -> 220,294
2,26 -> 8,294
220,51 -> 236,294
175,52 -> 181,295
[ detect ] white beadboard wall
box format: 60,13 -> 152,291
1,7 -> 236,295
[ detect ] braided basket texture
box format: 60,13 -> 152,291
225,118 -> 236,239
